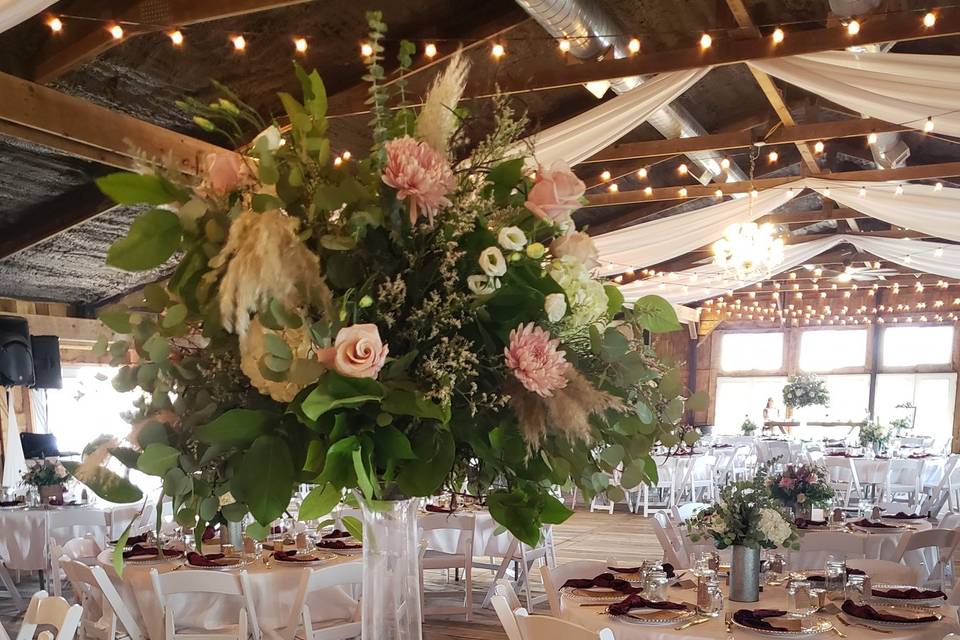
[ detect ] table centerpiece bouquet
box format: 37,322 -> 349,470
858,419 -> 891,453
688,467 -> 800,602
70,13 -> 700,639
766,463 -> 834,519
21,459 -> 70,504
741,416 -> 758,435
782,373 -> 829,419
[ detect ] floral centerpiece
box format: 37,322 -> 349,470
767,463 -> 834,517
859,419 -> 890,451
22,459 -> 69,503
688,468 -> 799,601
72,13 -> 698,639
782,373 -> 829,416
741,416 -> 757,435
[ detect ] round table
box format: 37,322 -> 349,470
0,505 -> 110,571
97,549 -> 360,640
561,581 -> 960,640
420,510 -> 515,557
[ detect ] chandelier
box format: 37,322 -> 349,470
712,222 -> 785,279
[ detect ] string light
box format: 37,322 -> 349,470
424,43 -> 438,58
715,189 -> 723,198
923,12 -> 937,27
858,186 -> 866,197
169,30 -> 184,46
608,183 -> 619,193
558,39 -> 571,52
768,151 -> 778,163
109,23 -> 124,39
935,182 -> 943,191
600,170 -> 611,181
750,189 -> 759,199
699,33 -> 712,49
678,163 -> 688,175
935,248 -> 945,257
643,186 -> 653,196
294,37 -> 308,53
628,38 -> 641,54
333,156 -> 343,167
772,28 -> 784,43
867,132 -> 878,145
360,42 -> 373,57
341,150 -> 352,160
491,42 -> 505,58
720,157 -> 731,171
46,16 -> 63,32
232,34 -> 246,51
678,187 -> 688,197
814,140 -> 825,154
847,19 -> 861,35
637,167 -> 648,179
823,187 -> 831,197
924,117 -> 935,133
895,184 -> 903,195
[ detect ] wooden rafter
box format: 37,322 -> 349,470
32,0 -> 318,83
724,0 -> 821,174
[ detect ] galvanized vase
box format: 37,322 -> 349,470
730,545 -> 761,602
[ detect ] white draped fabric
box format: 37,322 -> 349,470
616,235 -> 960,304
594,184 -> 798,272
1,389 -> 27,488
751,51 -> 960,136
0,0 -> 56,33
29,388 -> 48,433
524,68 -> 710,167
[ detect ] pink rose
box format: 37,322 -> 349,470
317,324 -> 389,379
524,164 -> 586,230
550,231 -> 598,269
504,322 -> 570,397
204,153 -> 250,195
381,136 -> 455,226
779,477 -> 796,489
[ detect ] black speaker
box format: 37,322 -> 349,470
0,315 -> 34,386
31,335 -> 62,389
20,433 -> 61,459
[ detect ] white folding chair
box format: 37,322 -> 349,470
419,512 -> 475,621
824,457 -> 859,507
926,455 -> 959,518
1,620 -> 9,640
60,558 -> 145,640
491,592 -> 522,640
279,563 -> 360,640
687,455 -> 716,502
652,513 -> 686,569
638,457 -> 685,516
49,536 -> 101,597
15,591 -> 83,640
846,559 -> 920,584
884,458 -> 925,507
671,503 -> 709,521
514,609 -> 614,640
791,532 -> 869,571
150,568 -> 261,640
939,512 -> 960,530
893,529 -> 960,589
538,560 -> 607,617
0,552 -> 25,611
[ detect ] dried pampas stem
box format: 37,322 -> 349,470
415,49 -> 469,155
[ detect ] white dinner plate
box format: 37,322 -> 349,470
871,584 -> 947,608
842,604 -> 943,628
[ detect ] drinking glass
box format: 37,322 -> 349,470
646,570 -> 669,601
825,556 -> 846,592
845,574 -> 867,603
857,499 -> 872,518
697,575 -> 722,617
786,580 -> 815,617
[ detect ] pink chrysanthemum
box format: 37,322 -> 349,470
504,323 -> 570,397
381,136 -> 455,226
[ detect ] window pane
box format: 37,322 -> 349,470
882,326 -> 954,367
714,376 -> 787,434
799,329 -> 867,371
875,372 -> 956,447
720,333 -> 783,372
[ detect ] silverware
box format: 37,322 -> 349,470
579,602 -> 613,607
836,615 -> 892,633
828,624 -> 847,638
725,612 -> 734,635
675,616 -> 711,630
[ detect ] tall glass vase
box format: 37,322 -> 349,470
359,493 -> 423,640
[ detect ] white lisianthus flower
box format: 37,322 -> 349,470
796,493 -> 807,503
544,293 -> 567,322
758,508 -> 792,546
479,247 -> 507,277
253,125 -> 283,151
467,275 -> 497,295
498,226 -> 527,251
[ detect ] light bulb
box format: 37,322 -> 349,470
715,189 -> 723,198
360,42 -> 373,57
814,140 -> 825,154
847,19 -> 861,35
643,186 -> 653,196
491,43 -> 505,58
923,12 -> 936,27
628,38 -> 640,53
720,157 -> 731,170
859,186 -> 866,197
678,187 -> 688,197
924,117 -> 934,132
823,187 -> 831,197
109,24 -> 124,39
637,167 -> 647,179
772,28 -> 784,43
232,34 -> 246,50
424,43 -> 438,58
608,183 -> 619,193
600,170 -> 611,182
294,37 -> 307,53
895,184 -> 903,195
47,16 -> 62,32
700,33 -> 712,49
169,30 -> 184,46
678,163 -> 688,175
341,150 -> 352,160
750,189 -> 759,199
768,151 -> 778,163
786,188 -> 795,198
867,132 -> 878,144
935,182 -> 943,191
333,156 -> 343,167
558,39 -> 570,53
935,248 -> 945,257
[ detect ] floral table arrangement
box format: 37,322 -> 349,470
767,463 -> 834,519
21,459 -> 70,504
782,373 -> 829,418
688,468 -> 799,602
741,416 -> 757,435
859,419 -> 891,452
70,13 -> 699,639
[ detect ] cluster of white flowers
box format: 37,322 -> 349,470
549,256 -> 608,327
757,508 -> 792,546
782,374 -> 829,408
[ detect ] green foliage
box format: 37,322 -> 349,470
96,172 -> 189,205
106,209 -> 182,271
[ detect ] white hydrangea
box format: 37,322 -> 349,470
758,508 -> 792,546
548,256 -> 608,327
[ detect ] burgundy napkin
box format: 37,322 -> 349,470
852,519 -> 899,529
885,512 -> 924,520
123,544 -> 180,559
607,566 -> 641,573
115,533 -> 149,546
872,587 -> 946,600
608,594 -> 687,616
795,518 -> 828,529
909,453 -> 933,459
425,504 -> 454,513
186,552 -> 225,567
0,501 -> 18,507
322,529 -> 352,539
733,609 -> 791,631
273,550 -> 317,562
713,444 -> 733,449
270,525 -> 284,534
842,599 -> 940,623
561,573 -> 643,594
317,539 -> 361,549
202,525 -> 216,541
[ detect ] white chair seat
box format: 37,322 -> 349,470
422,550 -> 467,569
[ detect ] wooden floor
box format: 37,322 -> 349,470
0,508 -> 660,640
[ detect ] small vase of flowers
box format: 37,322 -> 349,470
767,463 -> 834,520
782,374 -> 830,413
22,460 -> 69,504
859,420 -> 890,453
688,469 -> 799,602
741,416 -> 757,435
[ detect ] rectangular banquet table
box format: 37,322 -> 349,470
0,506 -> 110,571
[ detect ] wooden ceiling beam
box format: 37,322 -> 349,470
586,160 -> 960,207
0,70 -> 237,175
32,0 -> 317,83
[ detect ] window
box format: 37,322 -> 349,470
799,374 -> 871,423
799,329 -> 867,371
882,326 -> 954,367
875,373 -> 956,445
720,332 -> 783,372
714,376 -> 787,434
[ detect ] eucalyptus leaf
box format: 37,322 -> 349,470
107,209 -> 182,272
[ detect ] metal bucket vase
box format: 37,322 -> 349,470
729,545 -> 761,602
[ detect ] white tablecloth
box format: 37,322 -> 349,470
420,510 -> 515,557
561,581 -> 960,640
0,506 -> 109,570
97,550 -> 360,640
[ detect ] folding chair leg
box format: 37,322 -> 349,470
0,563 -> 23,611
